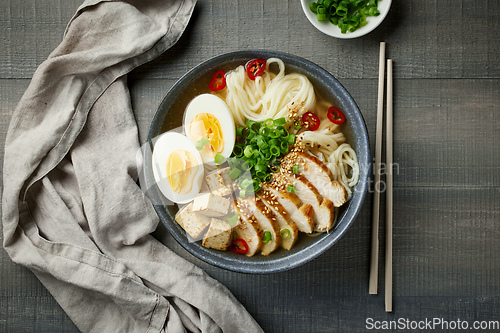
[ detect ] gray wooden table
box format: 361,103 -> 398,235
1,0 -> 499,332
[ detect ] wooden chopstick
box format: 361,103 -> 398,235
385,59 -> 393,312
369,42 -> 386,295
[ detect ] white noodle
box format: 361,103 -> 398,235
225,58 -> 315,125
221,57 -> 360,199
298,131 -> 359,200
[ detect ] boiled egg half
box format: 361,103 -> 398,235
183,94 -> 235,165
152,132 -> 204,204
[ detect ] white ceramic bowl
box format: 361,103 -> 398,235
300,0 -> 392,39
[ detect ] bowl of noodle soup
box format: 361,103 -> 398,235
145,50 -> 370,273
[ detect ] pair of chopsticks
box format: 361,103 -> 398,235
369,42 -> 393,312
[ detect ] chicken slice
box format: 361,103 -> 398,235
258,189 -> 299,250
282,150 -> 347,207
276,172 -> 334,232
233,200 -> 263,257
262,178 -> 314,234
236,196 -> 280,255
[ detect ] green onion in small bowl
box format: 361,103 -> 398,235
301,0 -> 391,39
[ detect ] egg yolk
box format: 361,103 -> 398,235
166,150 -> 199,195
190,113 -> 224,158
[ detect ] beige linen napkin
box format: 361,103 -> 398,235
2,0 -> 263,332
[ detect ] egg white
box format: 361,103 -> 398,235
183,94 -> 236,165
152,132 -> 204,204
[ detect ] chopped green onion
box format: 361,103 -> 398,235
367,7 -> 380,16
352,12 -> 363,22
359,16 -> 368,26
263,118 -> 274,127
264,174 -> 272,183
245,129 -> 256,140
269,129 -> 280,138
214,154 -> 224,164
260,127 -> 271,136
263,150 -> 273,160
287,184 -> 296,193
280,141 -> 289,154
254,164 -> 267,173
229,167 -> 242,180
239,161 -> 250,171
246,158 -> 255,169
227,212 -> 239,226
244,145 -> 254,158
270,145 -> 280,156
245,119 -> 255,129
240,177 -> 253,190
273,117 -> 286,126
269,164 -> 279,173
323,0 -> 333,7
276,125 -> 288,137
280,229 -> 291,239
308,0 -> 381,34
293,119 -> 301,130
256,170 -> 267,180
252,178 -> 261,192
257,138 -> 269,150
340,22 -> 348,34
230,116 -> 305,196
292,164 -> 300,174
263,231 -> 272,243
233,144 -> 244,158
246,119 -> 260,132
336,4 -> 348,16
317,5 -> 327,20
309,2 -> 318,13
195,137 -> 210,150
227,157 -> 239,168
329,15 -> 339,25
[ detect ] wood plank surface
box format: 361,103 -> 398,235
1,0 -> 499,332
1,1 -> 499,80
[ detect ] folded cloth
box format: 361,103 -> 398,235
2,1 -> 263,332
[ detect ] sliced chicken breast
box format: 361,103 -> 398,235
282,150 -> 347,207
262,177 -> 314,234
276,172 -> 334,232
258,189 -> 299,250
234,200 -> 263,256
236,196 -> 280,255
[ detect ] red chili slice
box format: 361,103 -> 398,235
327,106 -> 345,125
229,238 -> 249,254
301,111 -> 320,131
209,70 -> 226,91
245,58 -> 266,80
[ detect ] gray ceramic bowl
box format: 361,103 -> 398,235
145,50 -> 370,273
